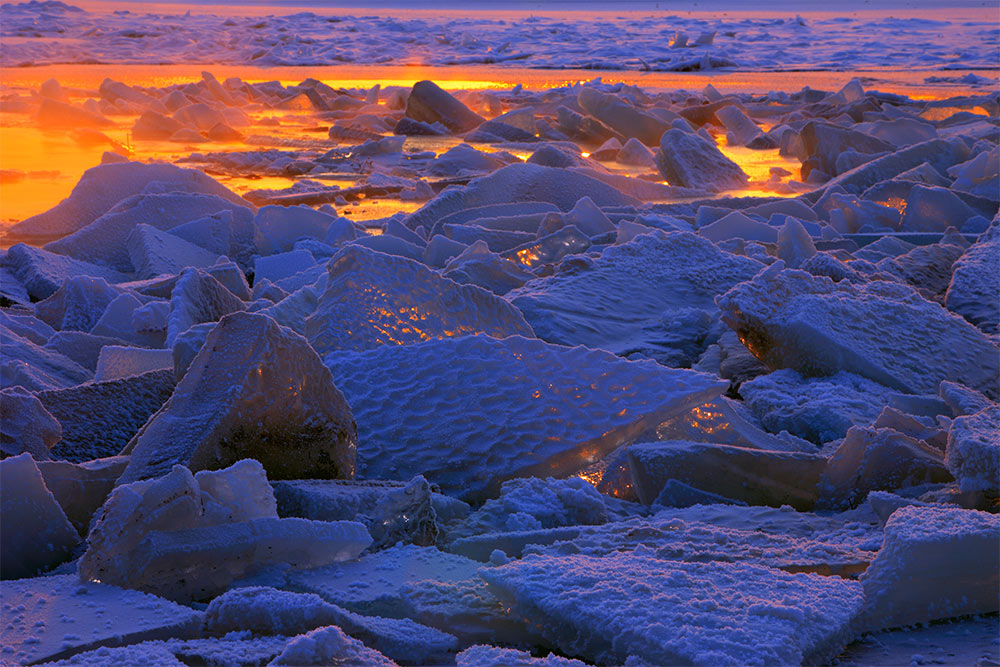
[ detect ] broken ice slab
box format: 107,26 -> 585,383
4,161 -> 248,245
2,244 -> 129,302
654,396 -> 816,453
404,163 -> 639,233
272,476 -> 441,549
404,80 -> 485,134
858,506 -> 999,632
946,225 -> 999,334
1,325 -> 93,392
739,370 -> 916,445
38,369 -> 175,462
165,266 -> 246,347
945,406 -> 1000,494
204,586 -> 457,665
126,223 -> 222,280
93,346 -> 173,382
36,456 -> 129,536
0,453 -> 80,579
481,551 -> 863,666
324,335 -> 726,502
304,245 -> 533,356
34,276 -> 122,333
525,513 -> 876,578
0,386 -> 61,460
43,193 -> 255,274
508,231 -> 761,360
656,128 -> 748,192
577,87 -> 669,146
627,441 -> 827,509
717,263 -> 1000,398
457,645 -> 588,667
0,575 -> 202,666
120,312 -> 357,484
286,544 -> 528,645
818,425 -> 952,510
38,637 -> 288,667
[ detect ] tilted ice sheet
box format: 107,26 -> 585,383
305,245 -> 533,355
509,231 -> 762,359
717,263 -> 1000,399
324,335 -> 726,501
481,550 -> 864,666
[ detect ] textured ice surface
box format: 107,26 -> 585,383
165,266 -> 246,347
254,205 -> 335,256
305,245 -> 532,355
121,312 -> 356,484
94,346 -> 173,382
946,226 -> 999,334
717,263 -> 1000,398
204,586 -> 457,665
5,161 -> 247,244
945,406 -> 1000,493
405,163 -> 639,232
578,87 -> 669,146
270,625 -> 396,667
126,223 -> 221,280
287,544 -> 524,645
526,513 -> 875,577
1,324 -> 92,391
509,231 -> 761,360
739,370 -> 905,444
627,441 -> 826,509
656,128 -> 748,192
819,426 -> 952,510
0,386 -> 60,459
34,276 -> 121,332
38,369 -> 174,462
0,453 -> 80,579
37,636 -> 288,667
482,551 -> 863,666
273,476 -> 439,549
325,335 -> 725,501
859,506 -> 999,631
36,456 -> 128,536
457,645 -> 588,667
0,574 -> 202,667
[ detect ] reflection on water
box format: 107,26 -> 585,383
0,63 -> 991,226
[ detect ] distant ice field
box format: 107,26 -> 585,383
1,0 -> 997,72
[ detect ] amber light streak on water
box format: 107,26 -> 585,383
0,64 -> 993,226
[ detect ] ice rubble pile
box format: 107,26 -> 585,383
1,74 -> 998,666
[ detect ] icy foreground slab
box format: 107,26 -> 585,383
717,263 -> 1000,398
457,645 -> 587,667
0,386 -> 60,459
527,513 -> 875,577
627,441 -> 826,509
945,406 -> 1000,493
325,335 -> 726,501
81,461 -> 371,601
305,245 -> 532,355
0,453 -> 79,579
481,551 -> 863,666
858,506 -> 999,632
270,625 -> 396,667
656,128 -> 748,192
945,226 -> 999,334
120,312 -> 356,484
508,231 -> 761,360
0,574 -> 201,666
